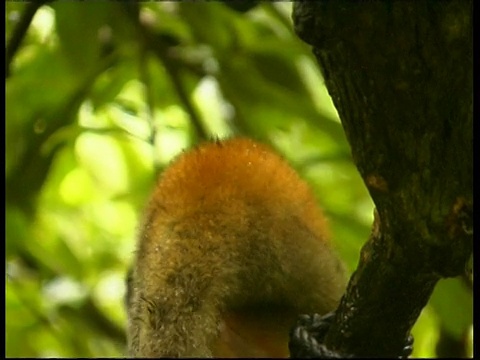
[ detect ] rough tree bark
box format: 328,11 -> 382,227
292,2 -> 472,358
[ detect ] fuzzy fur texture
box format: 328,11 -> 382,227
127,138 -> 346,357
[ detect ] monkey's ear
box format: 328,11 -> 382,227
125,267 -> 133,309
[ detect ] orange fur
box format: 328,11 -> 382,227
127,138 -> 346,357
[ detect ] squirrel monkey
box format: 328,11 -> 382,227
127,138 -> 347,358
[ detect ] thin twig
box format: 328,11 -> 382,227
6,1 -> 50,78
121,2 -> 209,141
138,36 -> 163,176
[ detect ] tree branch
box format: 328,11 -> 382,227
292,1 -> 472,357
6,51 -> 119,213
6,0 -> 51,78
121,3 -> 209,141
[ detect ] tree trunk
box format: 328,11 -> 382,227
292,1 -> 472,357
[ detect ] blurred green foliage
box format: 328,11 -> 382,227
5,2 -> 472,357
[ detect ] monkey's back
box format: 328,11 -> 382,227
149,138 -> 329,239
129,138 -> 346,357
